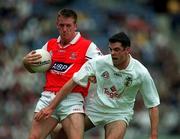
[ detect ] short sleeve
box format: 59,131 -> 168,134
73,61 -> 95,87
85,42 -> 102,60
140,71 -> 160,108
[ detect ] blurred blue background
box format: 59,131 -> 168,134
0,0 -> 180,138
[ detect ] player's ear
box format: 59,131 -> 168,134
126,47 -> 131,53
74,23 -> 78,31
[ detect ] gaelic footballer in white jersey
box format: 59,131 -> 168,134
73,54 -> 160,125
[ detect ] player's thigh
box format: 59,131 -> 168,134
28,115 -> 58,139
104,120 -> 127,139
61,113 -> 85,139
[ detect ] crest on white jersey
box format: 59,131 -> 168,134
124,76 -> 132,87
101,71 -> 109,79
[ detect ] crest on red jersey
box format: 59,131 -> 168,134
70,52 -> 77,60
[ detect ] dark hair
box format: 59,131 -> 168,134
109,32 -> 131,48
57,8 -> 77,23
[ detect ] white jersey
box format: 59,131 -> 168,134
73,54 -> 160,117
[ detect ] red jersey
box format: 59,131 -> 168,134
42,33 -> 102,97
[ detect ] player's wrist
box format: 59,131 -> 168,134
49,103 -> 56,111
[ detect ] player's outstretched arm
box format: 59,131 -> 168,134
149,106 -> 159,139
49,78 -> 77,110
34,78 -> 78,120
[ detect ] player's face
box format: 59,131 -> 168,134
109,42 -> 130,69
56,15 -> 77,44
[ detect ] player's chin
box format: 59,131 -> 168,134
112,59 -> 119,65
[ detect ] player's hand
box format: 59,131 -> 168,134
34,107 -> 54,121
23,50 -> 42,66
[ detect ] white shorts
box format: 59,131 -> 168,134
35,91 -> 85,121
85,99 -> 132,126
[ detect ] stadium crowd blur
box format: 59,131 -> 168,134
0,0 -> 179,138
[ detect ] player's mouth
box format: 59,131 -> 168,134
112,57 -> 118,60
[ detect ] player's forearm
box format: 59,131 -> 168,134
149,106 -> 159,138
49,79 -> 77,109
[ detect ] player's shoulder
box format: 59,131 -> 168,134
131,57 -> 149,74
79,36 -> 92,44
46,38 -> 58,46
47,38 -> 57,43
45,38 -> 58,51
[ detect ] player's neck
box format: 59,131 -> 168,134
60,40 -> 69,46
60,33 -> 76,47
